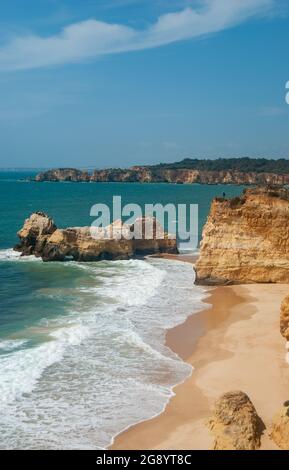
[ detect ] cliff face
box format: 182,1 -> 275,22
195,187 -> 289,284
280,295 -> 289,341
35,168 -> 90,182
35,167 -> 289,185
14,213 -> 177,262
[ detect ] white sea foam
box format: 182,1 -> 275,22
0,324 -> 91,406
0,249 -> 39,262
0,249 -> 21,260
99,259 -> 166,306
0,339 -> 28,352
0,257 -> 208,449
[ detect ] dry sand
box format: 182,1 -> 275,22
111,280 -> 289,450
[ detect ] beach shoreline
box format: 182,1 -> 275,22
110,257 -> 289,450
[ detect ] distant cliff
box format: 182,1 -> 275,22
35,168 -> 91,182
195,186 -> 289,284
34,158 -> 289,185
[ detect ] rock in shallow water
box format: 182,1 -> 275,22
14,212 -> 57,256
14,212 -> 178,261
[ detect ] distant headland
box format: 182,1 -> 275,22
33,158 -> 289,185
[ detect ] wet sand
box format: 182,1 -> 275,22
111,277 -> 289,450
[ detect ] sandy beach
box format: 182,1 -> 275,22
111,275 -> 289,450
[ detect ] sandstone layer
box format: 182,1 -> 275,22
207,391 -> 263,450
35,167 -> 289,185
14,213 -> 177,262
195,187 -> 289,285
280,294 -> 289,341
35,168 -> 90,182
270,401 -> 289,450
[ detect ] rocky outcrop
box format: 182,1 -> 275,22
270,401 -> 289,450
15,212 -> 57,256
280,295 -> 289,341
34,167 -> 289,185
35,168 -> 90,182
207,391 -> 263,450
14,213 -> 177,262
195,187 -> 289,285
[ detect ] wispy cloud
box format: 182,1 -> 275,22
0,0 -> 275,71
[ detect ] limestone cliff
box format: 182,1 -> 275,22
207,391 -> 263,450
35,167 -> 289,185
35,168 -> 90,182
195,187 -> 289,285
14,213 -> 177,262
280,295 -> 289,341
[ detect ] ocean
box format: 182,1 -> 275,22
0,171 -> 244,449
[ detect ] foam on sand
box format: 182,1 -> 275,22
0,257 -> 208,449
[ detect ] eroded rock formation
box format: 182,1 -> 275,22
35,168 -> 90,182
270,401 -> 289,450
15,212 -> 57,256
195,187 -> 289,285
35,167 -> 289,185
14,213 -> 177,261
207,391 -> 263,450
280,295 -> 289,341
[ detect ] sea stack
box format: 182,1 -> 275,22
14,212 -> 178,262
14,211 -> 57,256
195,186 -> 289,285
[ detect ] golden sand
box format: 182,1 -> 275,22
111,271 -> 289,450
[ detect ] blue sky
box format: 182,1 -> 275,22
0,0 -> 289,168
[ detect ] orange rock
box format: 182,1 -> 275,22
270,401 -> 289,450
14,212 -> 177,261
280,295 -> 289,341
207,391 -> 263,450
196,187 -> 289,284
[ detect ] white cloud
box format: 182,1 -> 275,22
0,0 -> 275,71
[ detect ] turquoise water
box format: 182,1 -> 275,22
0,171 -> 245,249
0,172 -> 244,449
